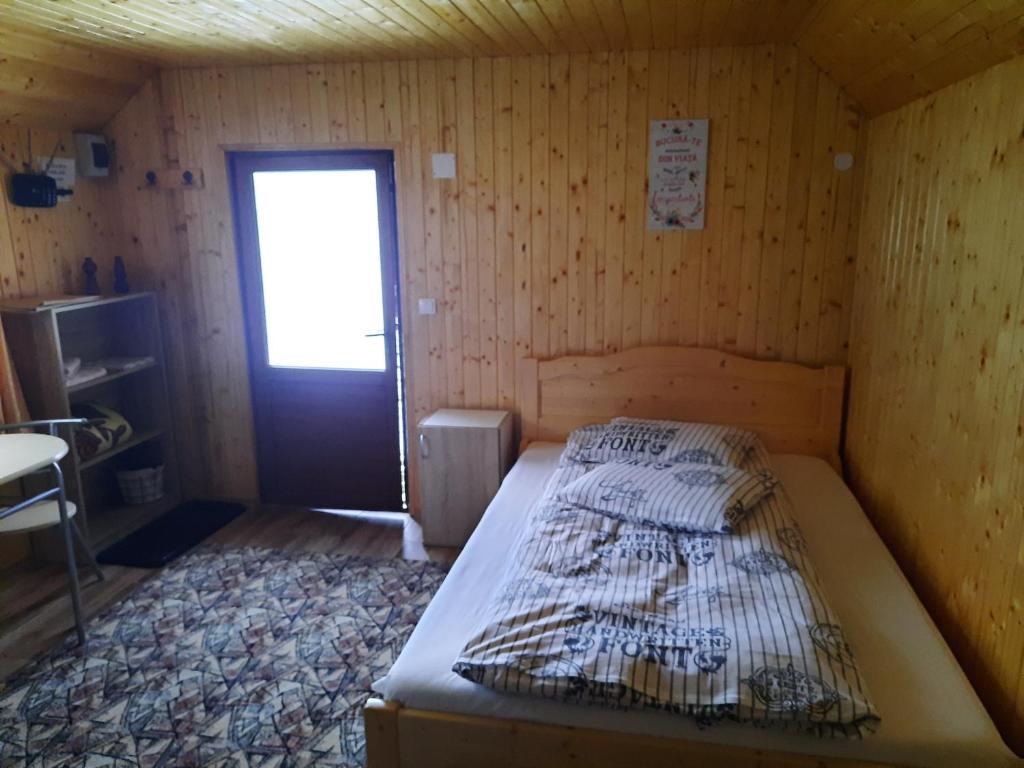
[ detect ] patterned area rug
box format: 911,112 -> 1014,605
0,547 -> 448,767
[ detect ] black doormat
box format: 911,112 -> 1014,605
97,500 -> 246,568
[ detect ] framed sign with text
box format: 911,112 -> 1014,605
648,119 -> 708,230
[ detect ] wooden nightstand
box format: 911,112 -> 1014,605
417,409 -> 514,546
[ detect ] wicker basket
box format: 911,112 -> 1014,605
116,465 -> 165,505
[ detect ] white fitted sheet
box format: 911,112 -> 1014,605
374,443 -> 1016,767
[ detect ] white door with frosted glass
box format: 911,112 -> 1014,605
230,151 -> 404,510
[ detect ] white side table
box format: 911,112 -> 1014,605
0,421 -> 104,644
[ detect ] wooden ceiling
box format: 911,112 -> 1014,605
802,0 -> 1024,114
2,1 -> 1023,128
0,25 -> 156,130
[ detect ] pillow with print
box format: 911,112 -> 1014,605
610,417 -> 762,467
555,458 -> 778,534
562,418 -> 759,468
559,423 -> 609,465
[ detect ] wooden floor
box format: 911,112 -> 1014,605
0,506 -> 459,680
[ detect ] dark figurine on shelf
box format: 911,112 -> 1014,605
113,256 -> 130,294
82,257 -> 100,295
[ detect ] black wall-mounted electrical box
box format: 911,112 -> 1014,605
10,173 -> 71,208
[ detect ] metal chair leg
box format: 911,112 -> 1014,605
54,462 -> 86,645
72,519 -> 105,583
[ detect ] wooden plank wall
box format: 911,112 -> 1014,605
0,126 -> 122,567
0,127 -> 122,299
846,53 -> 1024,755
101,44 -> 865,504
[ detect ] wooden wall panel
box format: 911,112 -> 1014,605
0,126 -> 123,567
847,54 -> 1024,755
100,77 -> 211,504
99,44 -> 864,509
0,128 -> 122,300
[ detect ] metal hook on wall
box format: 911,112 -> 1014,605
141,167 -> 204,189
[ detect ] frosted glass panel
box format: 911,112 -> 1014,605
252,169 -> 386,370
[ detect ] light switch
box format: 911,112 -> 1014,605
432,153 -> 456,179
418,298 -> 438,315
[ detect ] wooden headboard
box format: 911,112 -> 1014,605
517,347 -> 846,472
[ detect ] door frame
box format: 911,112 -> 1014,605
226,146 -> 408,507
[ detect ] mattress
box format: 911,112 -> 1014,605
374,443 -> 1015,767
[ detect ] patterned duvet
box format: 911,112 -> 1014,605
453,435 -> 879,736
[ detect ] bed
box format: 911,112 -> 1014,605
365,347 -> 1016,768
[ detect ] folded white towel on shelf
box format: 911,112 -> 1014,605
94,356 -> 155,372
66,366 -> 107,387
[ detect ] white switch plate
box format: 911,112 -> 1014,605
431,153 -> 456,179
418,298 -> 438,315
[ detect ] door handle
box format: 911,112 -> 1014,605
419,433 -> 429,459
364,331 -> 385,337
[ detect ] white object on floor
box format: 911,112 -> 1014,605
374,442 -> 1016,768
